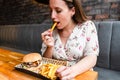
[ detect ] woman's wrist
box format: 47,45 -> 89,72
47,46 -> 54,50
43,46 -> 54,58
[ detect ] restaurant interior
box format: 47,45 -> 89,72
0,0 -> 120,80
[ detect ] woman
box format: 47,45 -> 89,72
41,0 -> 99,80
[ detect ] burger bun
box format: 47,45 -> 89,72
22,53 -> 42,71
23,53 -> 42,62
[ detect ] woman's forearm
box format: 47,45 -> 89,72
72,55 -> 97,75
43,47 -> 54,58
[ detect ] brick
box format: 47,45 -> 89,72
101,3 -> 111,8
82,0 -> 89,3
110,14 -> 120,18
111,3 -> 119,9
101,9 -> 109,13
110,8 -> 119,14
87,9 -> 101,15
87,16 -> 93,20
85,6 -> 92,11
95,14 -> 109,20
104,0 -> 120,3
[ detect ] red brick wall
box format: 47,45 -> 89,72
0,0 -> 119,25
82,0 -> 120,21
0,0 -> 51,25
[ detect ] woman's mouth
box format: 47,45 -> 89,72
56,22 -> 60,25
53,21 -> 60,27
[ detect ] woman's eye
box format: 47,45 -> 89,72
56,10 -> 62,13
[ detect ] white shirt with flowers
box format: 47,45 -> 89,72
41,20 -> 99,66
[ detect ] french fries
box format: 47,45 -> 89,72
51,22 -> 57,31
39,63 -> 61,80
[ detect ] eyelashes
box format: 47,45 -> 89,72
50,8 -> 62,14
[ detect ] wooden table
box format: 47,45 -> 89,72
0,48 -> 98,80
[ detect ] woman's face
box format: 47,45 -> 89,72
49,0 -> 75,29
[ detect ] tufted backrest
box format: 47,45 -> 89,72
95,21 -> 120,71
0,24 -> 51,53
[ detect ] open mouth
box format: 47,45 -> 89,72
56,22 -> 60,25
55,22 -> 60,26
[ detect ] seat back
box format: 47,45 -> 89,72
0,24 -> 51,53
95,21 -> 120,71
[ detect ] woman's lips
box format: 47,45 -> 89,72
53,21 -> 60,27
57,22 -> 60,26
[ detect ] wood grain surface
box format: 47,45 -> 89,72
0,48 -> 98,80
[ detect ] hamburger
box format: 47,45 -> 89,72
22,53 -> 42,71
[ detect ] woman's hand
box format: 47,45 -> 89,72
41,29 -> 54,47
56,66 -> 79,80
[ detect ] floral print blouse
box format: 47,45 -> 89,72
41,20 -> 99,66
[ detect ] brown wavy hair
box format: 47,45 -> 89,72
64,0 -> 88,23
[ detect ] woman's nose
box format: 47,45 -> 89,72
51,11 -> 56,20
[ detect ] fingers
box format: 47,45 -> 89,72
41,29 -> 52,41
56,66 -> 76,80
56,66 -> 70,79
45,36 -> 50,40
56,66 -> 65,77
56,66 -> 67,77
41,29 -> 54,47
56,66 -> 67,73
61,73 -> 75,80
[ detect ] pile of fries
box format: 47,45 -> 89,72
39,63 -> 61,80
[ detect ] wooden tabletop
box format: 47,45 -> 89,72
0,48 -> 98,80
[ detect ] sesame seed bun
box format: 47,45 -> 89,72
22,53 -> 42,62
